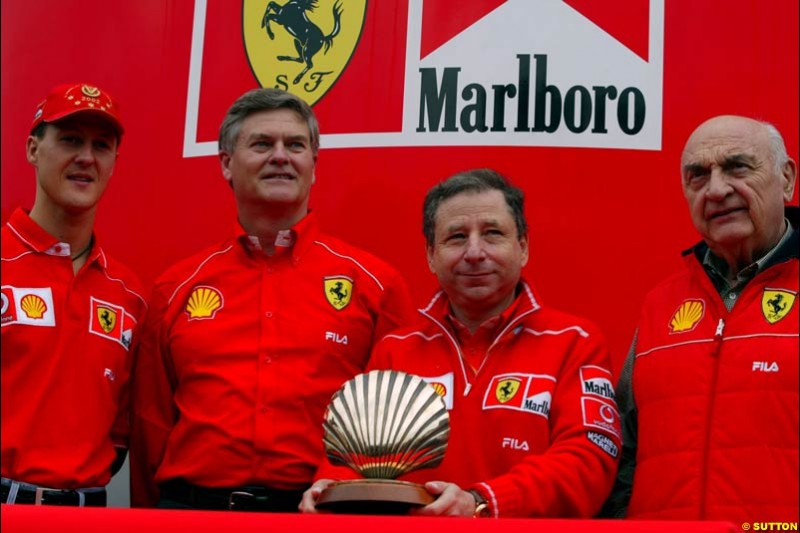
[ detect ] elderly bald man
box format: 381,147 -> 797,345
602,115 -> 798,524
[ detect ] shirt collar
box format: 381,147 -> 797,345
702,218 -> 793,283
446,290 -> 524,341
7,207 -> 101,265
235,211 -> 320,262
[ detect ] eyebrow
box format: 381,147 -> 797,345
682,153 -> 757,173
245,132 -> 309,142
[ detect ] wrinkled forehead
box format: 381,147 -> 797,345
681,117 -> 769,166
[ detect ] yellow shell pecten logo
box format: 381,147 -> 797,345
495,378 -> 521,403
185,286 -> 223,320
430,382 -> 447,397
20,294 -> 47,319
669,299 -> 705,333
243,0 -> 367,105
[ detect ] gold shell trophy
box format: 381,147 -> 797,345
316,370 -> 450,514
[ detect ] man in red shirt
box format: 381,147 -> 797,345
1,83 -> 147,507
130,88 -> 415,511
301,169 -> 621,517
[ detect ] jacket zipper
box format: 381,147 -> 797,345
699,317 -> 725,518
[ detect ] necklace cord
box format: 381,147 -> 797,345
71,238 -> 93,262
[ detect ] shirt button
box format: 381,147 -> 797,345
728,293 -> 737,300
265,311 -> 273,318
263,356 -> 272,364
260,405 -> 268,414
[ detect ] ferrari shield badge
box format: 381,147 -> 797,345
761,289 -> 796,324
324,276 -> 353,310
243,0 -> 367,105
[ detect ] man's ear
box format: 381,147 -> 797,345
781,158 -> 797,202
26,136 -> 39,166
426,246 -> 436,274
219,152 -> 234,188
519,234 -> 529,268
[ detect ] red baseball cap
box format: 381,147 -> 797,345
31,83 -> 124,137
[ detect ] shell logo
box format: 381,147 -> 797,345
20,294 -> 47,319
185,286 -> 223,320
430,382 -> 447,397
669,299 -> 705,334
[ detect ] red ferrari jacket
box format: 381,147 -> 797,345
628,226 -> 799,522
319,281 -> 621,517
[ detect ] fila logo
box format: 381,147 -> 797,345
325,331 -> 348,345
501,437 -> 529,451
752,361 -> 779,373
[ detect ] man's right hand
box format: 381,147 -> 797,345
298,479 -> 336,513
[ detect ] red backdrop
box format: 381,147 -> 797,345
2,0 -> 798,375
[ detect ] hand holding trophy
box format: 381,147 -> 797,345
315,369 -> 450,514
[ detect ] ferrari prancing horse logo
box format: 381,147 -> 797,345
324,276 -> 353,310
243,0 -> 367,105
97,306 -> 117,334
495,378 -> 521,403
762,288 -> 796,324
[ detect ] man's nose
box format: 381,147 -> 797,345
74,143 -> 96,164
463,235 -> 487,262
269,142 -> 290,163
705,169 -> 733,200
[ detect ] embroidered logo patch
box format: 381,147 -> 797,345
185,286 -> 223,320
422,372 -> 454,410
1,286 -> 56,328
580,365 -> 616,400
483,373 -> 556,418
761,288 -> 796,324
89,297 -> 136,351
324,276 -> 353,310
495,378 -> 521,404
668,299 -> 705,334
581,396 -> 621,439
96,305 -> 117,334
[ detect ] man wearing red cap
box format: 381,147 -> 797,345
1,83 -> 147,507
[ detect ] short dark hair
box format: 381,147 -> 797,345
422,168 -> 528,246
218,88 -> 320,155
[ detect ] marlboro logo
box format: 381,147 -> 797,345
185,0 -> 664,156
580,365 -> 616,400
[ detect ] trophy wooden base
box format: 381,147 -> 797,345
316,479 -> 434,515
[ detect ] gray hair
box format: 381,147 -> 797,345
763,121 -> 790,175
218,88 -> 320,155
422,168 -> 528,246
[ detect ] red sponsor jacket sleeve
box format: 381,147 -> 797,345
129,281 -> 179,507
370,268 -> 416,344
476,329 -> 622,517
